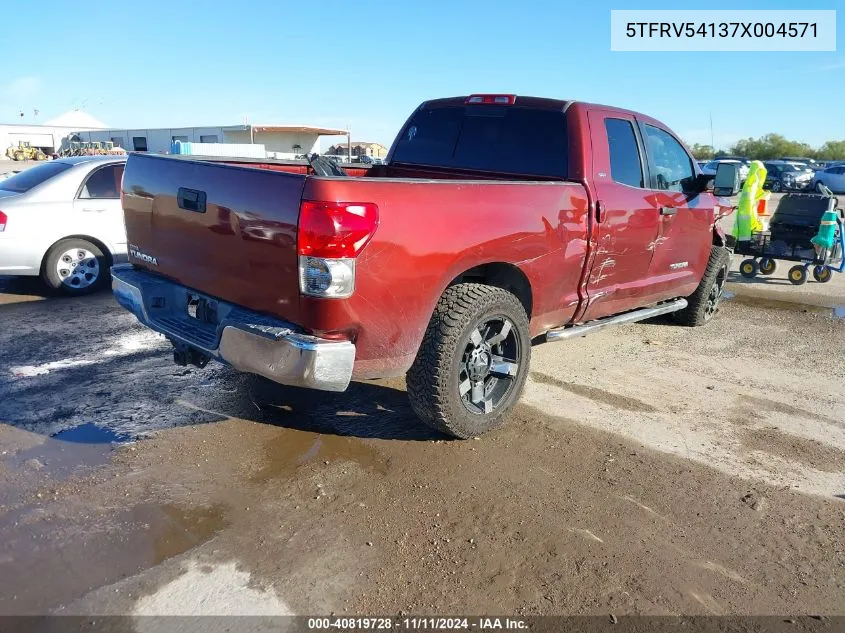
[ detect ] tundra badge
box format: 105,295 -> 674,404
670,261 -> 689,270
129,245 -> 158,266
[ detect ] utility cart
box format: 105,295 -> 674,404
734,191 -> 845,285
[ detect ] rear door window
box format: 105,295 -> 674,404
78,164 -> 124,199
604,118 -> 643,188
392,105 -> 568,178
0,161 -> 73,193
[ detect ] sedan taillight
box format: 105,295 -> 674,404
0,210 -> 6,232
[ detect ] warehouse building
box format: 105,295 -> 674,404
0,110 -> 108,158
75,123 -> 348,159
327,141 -> 389,159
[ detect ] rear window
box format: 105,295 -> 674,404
0,161 -> 73,193
391,105 -> 568,178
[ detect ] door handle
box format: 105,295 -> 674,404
81,207 -> 106,213
178,187 -> 207,213
660,206 -> 677,216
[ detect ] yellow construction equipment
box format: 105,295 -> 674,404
102,141 -> 127,155
5,141 -> 47,161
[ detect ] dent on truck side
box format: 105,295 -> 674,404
301,177 -> 591,379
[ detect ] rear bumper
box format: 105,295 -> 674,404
110,264 -> 355,392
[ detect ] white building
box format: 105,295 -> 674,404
0,110 -> 109,158
75,123 -> 349,160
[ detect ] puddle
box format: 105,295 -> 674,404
725,293 -> 832,315
722,290 -> 736,300
135,503 -> 229,566
0,424 -> 136,509
52,422 -> 132,445
0,502 -> 228,614
251,427 -> 388,482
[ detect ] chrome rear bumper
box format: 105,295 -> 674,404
111,264 -> 355,392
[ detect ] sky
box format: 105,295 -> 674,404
1,0 -> 843,151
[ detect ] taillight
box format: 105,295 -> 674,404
297,201 -> 379,298
465,94 -> 516,105
0,210 -> 6,232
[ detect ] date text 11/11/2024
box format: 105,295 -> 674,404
307,617 -> 529,630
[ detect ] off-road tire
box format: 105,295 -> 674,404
42,238 -> 109,296
406,283 -> 531,439
673,246 -> 731,327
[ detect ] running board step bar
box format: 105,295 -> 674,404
545,298 -> 688,342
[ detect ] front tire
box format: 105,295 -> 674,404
813,265 -> 832,283
42,238 -> 109,296
673,246 -> 730,327
406,283 -> 531,439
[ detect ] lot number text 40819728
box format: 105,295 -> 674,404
307,617 -> 529,630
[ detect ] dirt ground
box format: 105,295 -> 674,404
0,249 -> 843,623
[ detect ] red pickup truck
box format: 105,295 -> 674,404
111,94 -> 740,438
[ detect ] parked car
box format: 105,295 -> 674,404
762,160 -> 814,192
0,155 -> 127,295
111,94 -> 740,438
701,159 -> 749,183
812,164 -> 845,193
778,156 -> 817,168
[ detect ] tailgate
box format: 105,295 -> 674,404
121,153 -> 305,322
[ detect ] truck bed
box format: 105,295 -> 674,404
120,153 -> 591,377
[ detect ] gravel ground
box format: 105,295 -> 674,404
0,267 -> 843,620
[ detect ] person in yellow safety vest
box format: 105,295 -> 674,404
732,160 -> 767,242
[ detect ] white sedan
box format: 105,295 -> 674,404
813,164 -> 845,194
0,156 -> 128,295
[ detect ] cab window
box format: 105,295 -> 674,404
604,118 -> 643,188
643,125 -> 694,192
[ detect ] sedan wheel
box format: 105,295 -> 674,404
56,248 -> 100,290
42,238 -> 109,296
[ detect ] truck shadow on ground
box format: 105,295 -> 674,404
218,373 -> 446,441
0,349 -> 445,447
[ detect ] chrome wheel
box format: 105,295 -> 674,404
704,263 -> 728,321
55,248 -> 100,289
459,316 -> 521,415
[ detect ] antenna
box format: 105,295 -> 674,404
709,111 -> 714,149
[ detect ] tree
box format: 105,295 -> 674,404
817,140 -> 845,161
728,134 -> 815,160
689,144 -> 715,160
684,133 -> 845,161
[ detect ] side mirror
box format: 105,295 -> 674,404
713,162 -> 740,197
